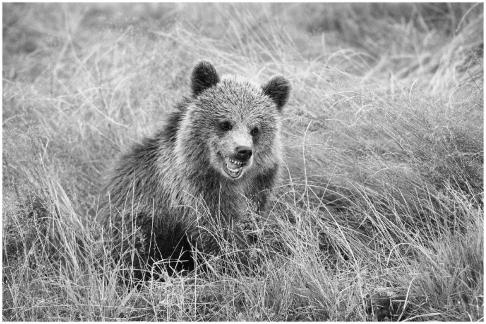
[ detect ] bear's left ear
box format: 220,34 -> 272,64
262,76 -> 290,112
191,61 -> 220,97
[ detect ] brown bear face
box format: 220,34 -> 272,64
177,61 -> 290,181
205,81 -> 280,180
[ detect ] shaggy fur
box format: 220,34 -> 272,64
100,61 -> 290,278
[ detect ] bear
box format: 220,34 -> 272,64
100,61 -> 290,279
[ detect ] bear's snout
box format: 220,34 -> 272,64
235,146 -> 252,162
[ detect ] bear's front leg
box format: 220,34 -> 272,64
252,167 -> 278,214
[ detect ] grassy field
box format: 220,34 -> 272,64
2,3 -> 483,321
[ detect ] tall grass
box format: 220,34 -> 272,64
3,3 -> 483,321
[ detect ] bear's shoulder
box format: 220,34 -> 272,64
162,96 -> 191,143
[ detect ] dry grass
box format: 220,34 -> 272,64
2,3 -> 483,321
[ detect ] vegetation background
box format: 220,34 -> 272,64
2,3 -> 483,321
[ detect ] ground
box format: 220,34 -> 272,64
2,3 -> 483,321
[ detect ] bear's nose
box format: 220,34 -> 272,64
235,146 -> 252,161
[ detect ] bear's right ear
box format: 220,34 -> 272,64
262,76 -> 290,112
191,61 -> 220,97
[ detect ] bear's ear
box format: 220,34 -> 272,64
191,61 -> 220,97
262,76 -> 290,112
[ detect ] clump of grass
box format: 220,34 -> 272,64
3,3 -> 483,321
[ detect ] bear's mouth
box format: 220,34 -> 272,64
221,156 -> 248,179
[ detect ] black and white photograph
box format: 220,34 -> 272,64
2,2 -> 483,321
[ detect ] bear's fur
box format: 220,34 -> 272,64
101,61 -> 290,277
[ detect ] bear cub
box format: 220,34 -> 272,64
102,61 -> 290,278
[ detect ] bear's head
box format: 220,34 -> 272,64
176,61 -> 290,181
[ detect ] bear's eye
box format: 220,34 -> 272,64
250,127 -> 259,137
219,121 -> 232,132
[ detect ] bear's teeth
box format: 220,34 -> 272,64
227,164 -> 242,172
226,159 -> 242,173
229,158 -> 242,166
